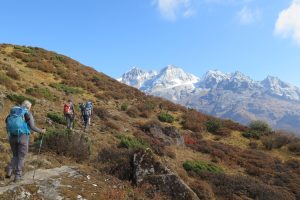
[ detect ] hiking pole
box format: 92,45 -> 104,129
33,135 -> 44,180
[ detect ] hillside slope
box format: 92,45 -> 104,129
0,44 -> 300,200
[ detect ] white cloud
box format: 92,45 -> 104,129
153,0 -> 195,21
275,0 -> 300,45
237,6 -> 261,25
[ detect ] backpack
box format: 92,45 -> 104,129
64,103 -> 73,115
85,101 -> 93,111
6,106 -> 31,136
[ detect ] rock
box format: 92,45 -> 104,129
163,126 -> 185,146
141,123 -> 184,146
133,149 -> 199,200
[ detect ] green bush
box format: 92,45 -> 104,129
242,130 -> 262,139
47,112 -> 66,125
206,120 -> 222,133
183,160 -> 224,174
7,94 -> 36,106
26,87 -> 54,100
50,83 -> 83,94
249,120 -> 272,134
158,112 -> 175,123
120,103 -> 128,111
117,135 -> 149,150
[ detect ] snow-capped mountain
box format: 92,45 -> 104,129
119,67 -> 300,134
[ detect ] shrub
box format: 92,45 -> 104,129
288,142 -> 300,155
0,73 -> 12,87
222,119 -> 249,132
93,107 -> 111,120
182,110 -> 207,132
104,120 -> 120,130
6,68 -> 20,80
120,103 -> 128,111
249,120 -> 272,134
249,141 -> 258,149
242,130 -> 262,139
158,112 -> 175,123
117,135 -> 149,150
183,134 -> 199,145
190,181 -> 215,200
183,160 -> 224,174
262,134 -> 290,150
206,119 -> 222,133
126,106 -> 140,118
37,129 -> 91,162
26,87 -> 54,100
47,112 -> 66,125
134,130 -> 166,156
7,94 -> 36,106
214,127 -> 231,137
97,148 -> 133,180
50,83 -> 83,94
196,173 -> 295,200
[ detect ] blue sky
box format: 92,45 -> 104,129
1,0 -> 300,86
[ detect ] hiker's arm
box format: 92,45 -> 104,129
25,113 -> 42,134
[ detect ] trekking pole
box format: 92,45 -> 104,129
33,135 -> 44,180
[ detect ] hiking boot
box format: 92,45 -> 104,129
13,176 -> 23,183
5,168 -> 12,179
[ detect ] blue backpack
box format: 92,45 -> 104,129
85,101 -> 93,111
6,106 -> 31,136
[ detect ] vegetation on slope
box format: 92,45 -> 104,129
0,44 -> 299,199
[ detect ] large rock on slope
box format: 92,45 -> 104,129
133,149 -> 199,200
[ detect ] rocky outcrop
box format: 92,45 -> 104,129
133,149 -> 199,200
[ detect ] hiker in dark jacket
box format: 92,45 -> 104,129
5,100 -> 46,182
64,100 -> 75,130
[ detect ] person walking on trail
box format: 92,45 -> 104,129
64,100 -> 75,130
5,100 -> 46,182
85,101 -> 93,126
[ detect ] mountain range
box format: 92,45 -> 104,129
119,66 -> 300,134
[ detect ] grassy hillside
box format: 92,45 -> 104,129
0,44 -> 300,200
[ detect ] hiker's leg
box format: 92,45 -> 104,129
66,116 -> 71,129
15,135 -> 29,178
69,116 -> 74,130
7,136 -> 18,176
88,111 -> 92,125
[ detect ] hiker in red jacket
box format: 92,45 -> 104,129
64,100 -> 75,130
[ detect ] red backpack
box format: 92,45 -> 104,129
64,103 -> 72,115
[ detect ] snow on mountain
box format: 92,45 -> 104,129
262,76 -> 300,101
119,67 -> 300,133
119,67 -> 157,89
119,65 -> 200,92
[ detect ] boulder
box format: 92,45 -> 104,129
133,149 -> 199,200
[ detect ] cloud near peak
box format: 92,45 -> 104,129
153,0 -> 195,21
275,0 -> 300,45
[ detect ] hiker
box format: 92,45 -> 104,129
79,102 -> 85,121
5,100 -> 46,182
79,102 -> 88,130
84,101 -> 93,126
64,100 -> 75,130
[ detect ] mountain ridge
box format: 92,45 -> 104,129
120,66 -> 300,134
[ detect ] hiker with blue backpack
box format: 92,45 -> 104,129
5,100 -> 46,182
79,101 -> 93,130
